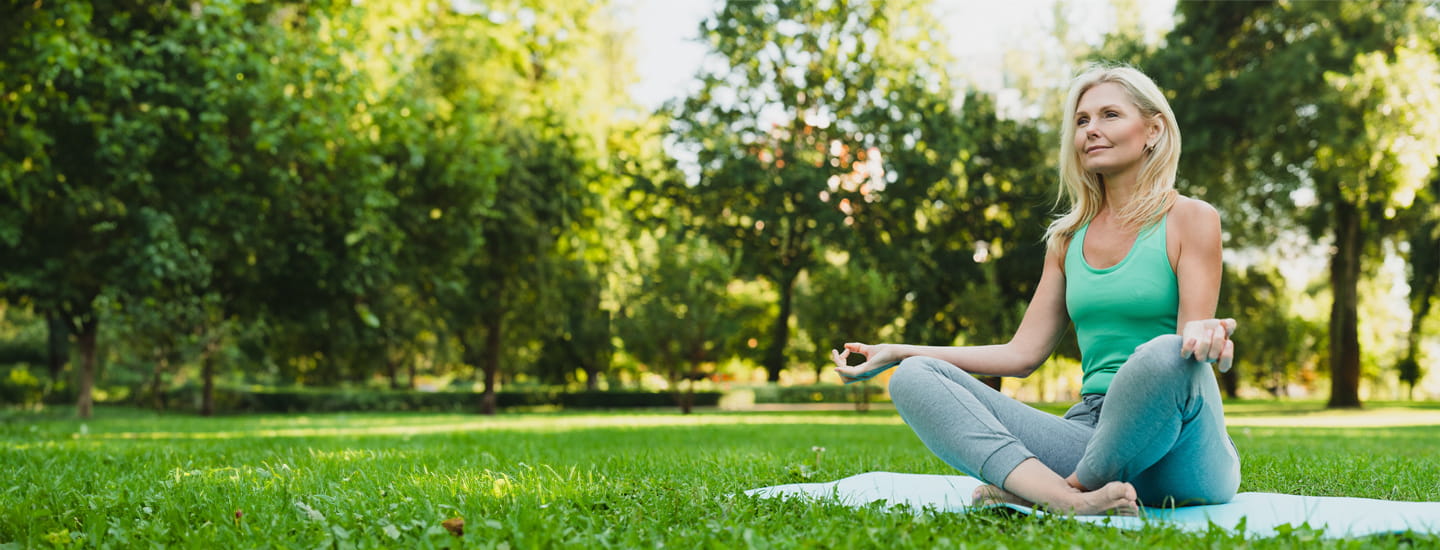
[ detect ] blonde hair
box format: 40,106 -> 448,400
1044,63 -> 1181,252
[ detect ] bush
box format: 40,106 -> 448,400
748,383 -> 886,404
0,340 -> 47,366
156,386 -> 722,414
0,364 -> 76,407
0,365 -> 43,406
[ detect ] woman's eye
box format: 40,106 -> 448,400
1104,111 -> 1118,118
1077,117 -> 1089,125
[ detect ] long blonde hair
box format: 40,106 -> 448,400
1044,64 -> 1181,252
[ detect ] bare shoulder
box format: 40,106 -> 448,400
1170,195 -> 1220,234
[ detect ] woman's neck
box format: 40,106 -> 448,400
1100,167 -> 1141,216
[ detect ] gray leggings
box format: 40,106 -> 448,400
889,333 -> 1241,506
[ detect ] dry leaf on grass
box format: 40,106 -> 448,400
442,516 -> 464,536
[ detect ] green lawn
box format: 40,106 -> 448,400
3,404 -> 1439,548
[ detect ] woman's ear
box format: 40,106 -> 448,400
1148,115 -> 1165,145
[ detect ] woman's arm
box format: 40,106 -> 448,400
1170,197 -> 1236,370
835,243 -> 1072,379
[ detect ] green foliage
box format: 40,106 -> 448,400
615,230 -> 753,383
6,0 -> 1437,410
1220,267 -> 1325,397
1114,1 -> 1440,407
670,0 -> 962,381
155,387 -> 722,414
747,383 -> 886,404
1399,168 -> 1440,396
853,91 -> 1055,351
1,0 -> 638,415
793,262 -> 897,379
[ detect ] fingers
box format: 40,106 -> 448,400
1180,333 -> 1197,359
1218,338 -> 1234,372
1181,319 -> 1238,361
1207,326 -> 1226,361
1184,329 -> 1212,361
833,364 -> 863,384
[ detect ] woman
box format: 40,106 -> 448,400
833,64 -> 1241,515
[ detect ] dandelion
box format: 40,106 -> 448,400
812,446 -> 826,469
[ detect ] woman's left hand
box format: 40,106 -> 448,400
1181,318 -> 1236,372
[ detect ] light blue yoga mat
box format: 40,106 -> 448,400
744,472 -> 1440,538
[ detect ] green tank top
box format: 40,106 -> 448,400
1064,216 -> 1179,395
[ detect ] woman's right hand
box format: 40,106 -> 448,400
1181,318 -> 1237,372
832,342 -> 905,384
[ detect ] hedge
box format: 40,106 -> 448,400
748,383 -> 887,404
157,386 -> 722,414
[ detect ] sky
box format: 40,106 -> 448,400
612,0 -> 1178,111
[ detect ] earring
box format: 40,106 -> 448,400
1144,143 -> 1156,154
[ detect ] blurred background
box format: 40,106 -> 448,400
2,0 -> 1438,418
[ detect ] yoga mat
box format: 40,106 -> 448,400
744,472 -> 1440,538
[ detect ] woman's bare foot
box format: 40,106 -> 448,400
997,459 -> 1139,517
971,484 -> 1033,508
1065,481 -> 1139,516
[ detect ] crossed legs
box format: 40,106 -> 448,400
889,334 -> 1239,513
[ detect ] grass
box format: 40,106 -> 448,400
2,403 -> 1439,548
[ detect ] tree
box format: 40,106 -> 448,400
671,0 -> 960,381
1126,1 -> 1440,407
0,2 -> 208,418
793,263 -> 896,382
615,229 -> 752,413
160,2 -> 400,411
534,261 -> 613,390
411,0 -> 623,414
1399,168 -> 1440,398
1219,265 -> 1324,398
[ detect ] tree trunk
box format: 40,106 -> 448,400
852,381 -> 871,413
1220,363 -> 1239,399
75,318 -> 98,419
980,376 -> 1002,391
683,379 -> 694,415
386,356 -> 402,390
147,354 -> 169,411
480,320 -> 501,415
585,366 -> 599,391
201,349 -> 216,416
1327,201 -> 1363,409
668,369 -> 694,414
765,271 -> 798,382
46,312 -> 69,381
407,357 -> 417,390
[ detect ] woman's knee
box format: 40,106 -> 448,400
1137,333 -> 1184,357
887,356 -> 950,398
1132,334 -> 1191,368
1116,334 -> 1196,384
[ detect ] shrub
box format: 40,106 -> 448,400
748,383 -> 887,404
155,386 -> 722,414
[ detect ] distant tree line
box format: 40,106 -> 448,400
2,0 -> 1437,417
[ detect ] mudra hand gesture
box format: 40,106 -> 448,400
1181,318 -> 1237,372
831,343 -> 903,384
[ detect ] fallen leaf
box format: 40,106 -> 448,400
442,517 -> 464,537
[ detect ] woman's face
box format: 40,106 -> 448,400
1073,82 -> 1157,178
